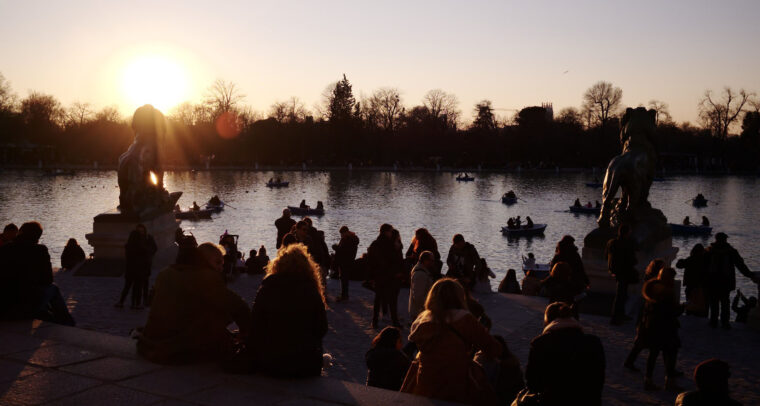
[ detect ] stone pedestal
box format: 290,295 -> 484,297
78,209 -> 179,276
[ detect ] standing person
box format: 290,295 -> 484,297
550,235 -> 589,295
274,208 -> 295,249
524,302 -> 605,406
0,222 -> 75,326
703,232 -> 757,329
445,234 -> 480,290
624,258 -> 667,371
138,242 -> 251,364
675,359 -> 742,406
247,244 -> 328,378
368,224 -> 403,329
0,223 -> 18,247
406,228 -> 441,277
676,244 -> 707,316
607,224 -> 639,325
117,224 -> 156,309
408,251 -> 436,323
60,238 -> 86,271
401,278 -> 502,405
541,262 -> 576,305
638,273 -> 685,391
365,326 -> 410,391
334,226 -> 359,302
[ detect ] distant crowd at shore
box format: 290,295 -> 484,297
1,215 -> 757,405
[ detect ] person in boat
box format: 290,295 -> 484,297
209,195 -> 222,206
506,190 -> 516,199
696,193 -> 705,201
525,216 -> 534,229
586,202 -> 592,208
595,200 -> 601,208
174,204 -> 181,213
683,216 -> 691,226
507,218 -> 515,229
514,216 -> 522,228
702,216 -> 710,226
316,201 -> 324,211
191,201 -> 200,211
574,198 -> 582,207
299,199 -> 308,209
523,253 -> 536,270
268,177 -> 274,184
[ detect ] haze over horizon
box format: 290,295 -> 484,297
1,0 -> 759,124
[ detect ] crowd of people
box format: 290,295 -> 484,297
0,215 -> 756,406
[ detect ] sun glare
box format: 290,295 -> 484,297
122,55 -> 189,113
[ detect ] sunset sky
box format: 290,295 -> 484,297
1,0 -> 759,123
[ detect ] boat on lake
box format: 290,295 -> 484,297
692,198 -> 708,207
175,208 -> 213,220
670,223 -> 712,236
522,262 -> 551,279
569,205 -> 600,214
266,180 -> 290,188
501,223 -> 546,236
288,206 -> 325,216
456,174 -> 475,181
501,191 -> 518,204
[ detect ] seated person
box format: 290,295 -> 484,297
174,204 -> 181,212
316,201 -> 324,210
514,216 -> 522,228
732,290 -> 757,323
675,359 -> 741,406
525,216 -> 534,228
191,201 -> 200,211
268,178 -> 274,184
586,202 -> 592,208
209,195 -> 221,206
299,199 -> 308,209
60,238 -> 86,271
574,198 -> 581,207
138,242 -> 251,364
498,269 -> 522,294
365,326 -> 411,391
523,253 -> 536,270
683,216 -> 691,226
256,246 -> 270,272
0,222 -> 75,326
245,249 -> 258,274
507,218 -> 515,229
701,216 -> 710,226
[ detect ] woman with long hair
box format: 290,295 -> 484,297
248,243 -> 328,378
402,278 -> 501,405
365,326 -> 410,390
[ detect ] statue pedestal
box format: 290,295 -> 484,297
78,209 -> 179,276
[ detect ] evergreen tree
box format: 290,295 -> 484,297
328,74 -> 356,123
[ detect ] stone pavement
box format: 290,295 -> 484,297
0,320 -> 451,406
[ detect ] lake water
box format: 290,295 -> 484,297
1,169 -> 758,295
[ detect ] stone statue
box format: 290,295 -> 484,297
598,107 -> 658,228
117,105 -> 177,217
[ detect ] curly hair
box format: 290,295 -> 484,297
267,243 -> 326,306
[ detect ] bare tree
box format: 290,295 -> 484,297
269,97 -> 309,123
583,81 -> 623,128
367,88 -> 404,132
556,107 -> 583,127
205,79 -> 245,117
65,101 -> 93,127
95,106 -> 122,123
0,72 -> 17,113
423,89 -> 460,129
698,87 -> 752,139
647,100 -> 672,125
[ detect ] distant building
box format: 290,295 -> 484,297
541,102 -> 554,121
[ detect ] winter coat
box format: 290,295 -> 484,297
446,243 -> 480,281
676,253 -> 707,291
60,244 -> 85,270
704,241 -> 753,293
403,309 -> 502,405
248,272 -> 328,378
636,283 -> 683,351
408,263 -> 434,322
335,232 -> 359,273
137,264 -> 251,364
365,346 -> 410,391
0,240 -> 54,318
368,236 -> 403,287
606,237 -> 638,283
525,318 -> 605,406
274,216 -> 296,249
498,277 -> 521,294
550,249 -> 589,294
125,231 -> 157,278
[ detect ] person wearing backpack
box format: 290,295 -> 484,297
703,233 -> 758,329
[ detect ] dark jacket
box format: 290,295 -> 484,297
541,276 -> 576,304
275,216 -> 296,249
526,320 -> 605,406
61,244 -> 86,270
637,286 -> 682,351
125,231 -> 157,277
675,391 -> 742,406
248,272 -> 328,378
446,243 -> 480,280
606,237 -> 638,283
704,241 -> 753,293
365,346 -> 410,391
137,264 -> 251,364
335,231 -> 359,272
368,236 -> 403,286
676,253 -> 707,291
0,240 -> 54,317
550,248 -> 589,294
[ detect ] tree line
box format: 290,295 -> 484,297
1,72 -> 759,171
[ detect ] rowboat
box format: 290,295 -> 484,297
522,263 -> 551,279
502,196 -> 517,205
456,175 -> 475,181
205,202 -> 225,212
692,198 -> 708,208
501,223 -> 546,236
266,181 -> 290,188
670,224 -> 712,235
287,206 -> 325,216
175,209 -> 213,220
569,205 -> 600,214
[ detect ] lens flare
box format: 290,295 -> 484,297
122,55 -> 188,112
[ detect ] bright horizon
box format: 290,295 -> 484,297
1,0 -> 759,123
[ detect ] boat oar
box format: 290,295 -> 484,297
221,200 -> 237,209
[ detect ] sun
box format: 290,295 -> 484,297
121,55 -> 189,113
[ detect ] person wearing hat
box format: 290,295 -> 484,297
704,232 -> 757,329
675,358 -> 741,405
